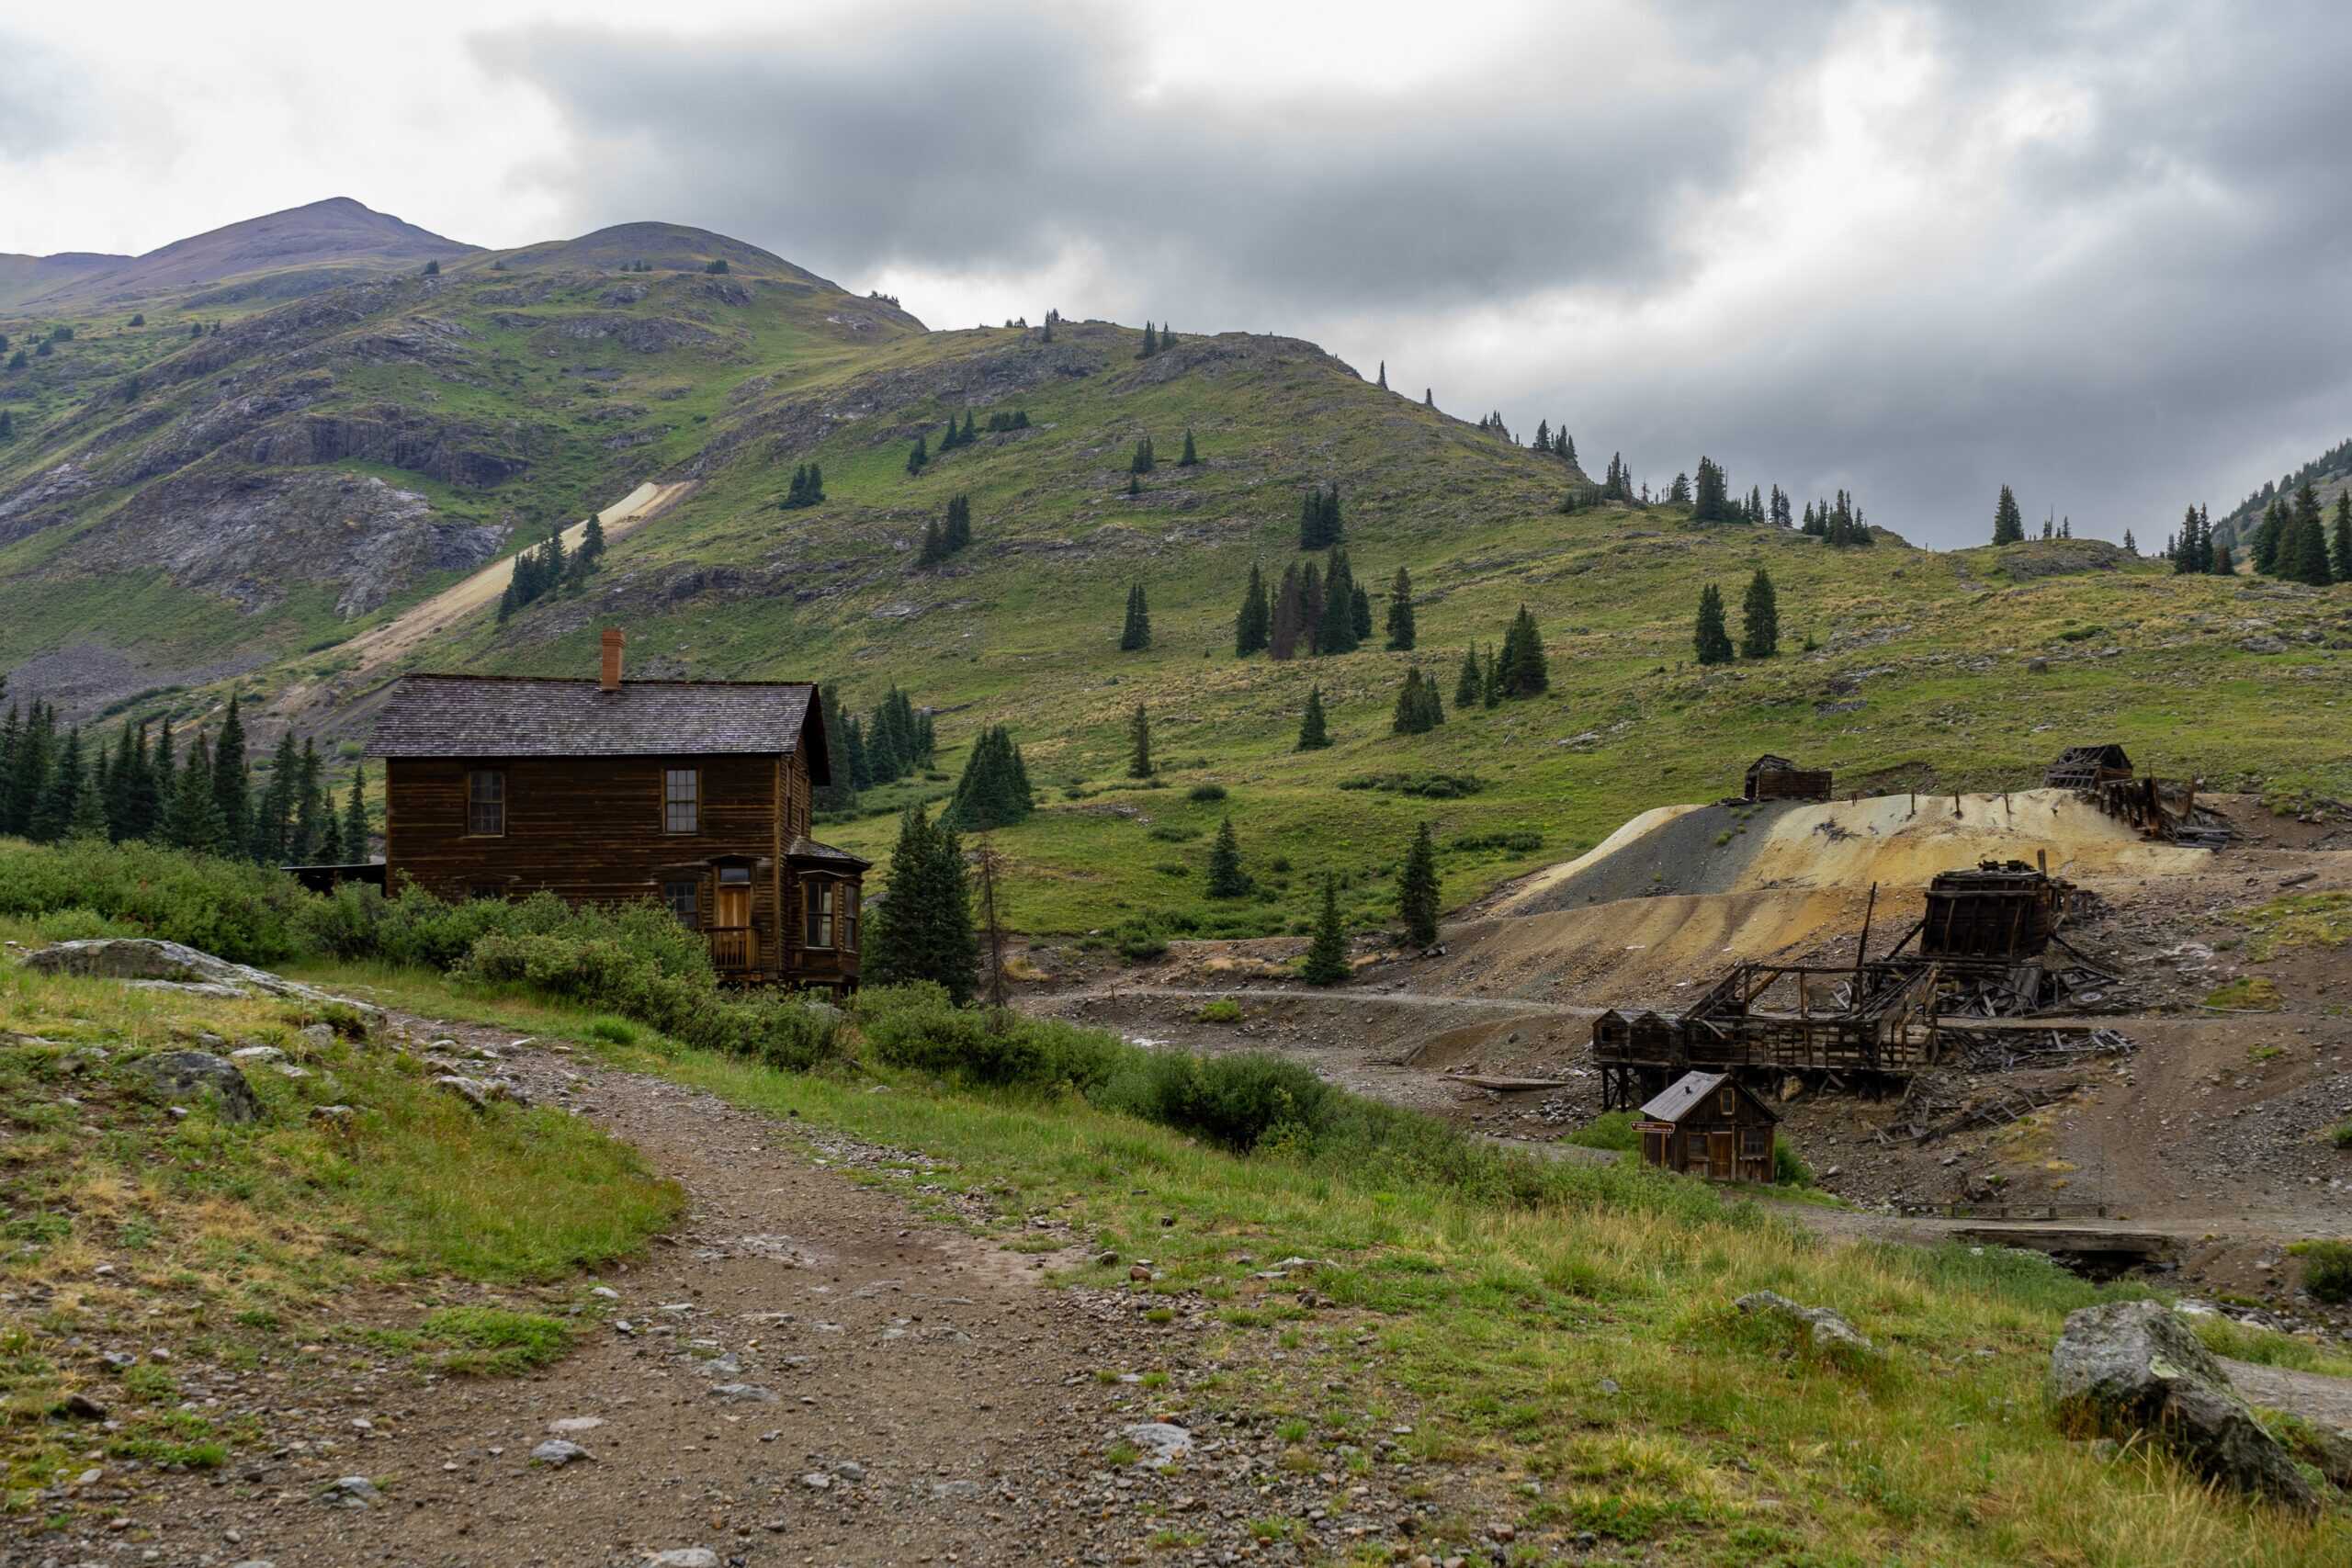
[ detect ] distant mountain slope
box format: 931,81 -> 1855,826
485,222 -> 837,291
2216,434 -> 2352,548
0,251 -> 131,310
14,197 -> 479,310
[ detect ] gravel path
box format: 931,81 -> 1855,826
67,1012 -> 1459,1568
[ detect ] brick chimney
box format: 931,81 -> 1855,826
600,627 -> 626,692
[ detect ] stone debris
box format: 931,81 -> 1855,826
1735,1291 -> 1879,1360
529,1439 -> 592,1466
317,1475 -> 380,1508
131,1051 -> 261,1124
1122,1422 -> 1194,1469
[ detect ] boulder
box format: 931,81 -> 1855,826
2047,1301 -> 2316,1508
131,1052 -> 260,1124
22,939 -> 381,1022
1735,1291 -> 1877,1361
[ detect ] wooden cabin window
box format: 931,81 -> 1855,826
1742,1128 -> 1770,1158
662,879 -> 700,927
1718,1088 -> 1736,1115
467,770 -> 504,836
663,768 -> 700,833
839,890 -> 860,953
804,882 -> 835,949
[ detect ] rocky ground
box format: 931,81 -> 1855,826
5,1011 -> 1517,1568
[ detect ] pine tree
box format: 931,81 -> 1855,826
67,757 -> 109,840
581,511 -> 606,561
919,518 -> 947,566
845,716 -> 874,792
1384,565 -> 1416,649
1377,361 -> 1387,390
1500,606 -> 1549,696
1692,456 -> 1728,523
2287,481 -> 2335,585
814,685 -> 858,813
1270,565 -> 1306,660
1126,703 -> 1152,779
1138,321 -> 1159,358
1295,685 -> 1330,750
1350,584 -> 1371,643
1481,645 -> 1501,709
1204,818 -> 1249,898
1738,568 -> 1780,659
2122,527 -> 2137,555
1392,668 -> 1437,735
1316,549 -> 1359,654
166,732 -> 227,852
865,807 -> 977,1004
1396,822 -> 1440,948
254,731 -> 297,861
1235,564 -> 1270,656
212,694 -> 249,853
1454,646 -> 1481,708
1992,484 -> 2026,545
1178,429 -> 1199,467
29,727 -> 82,842
2333,492 -> 2352,582
906,434 -> 928,474
946,726 -> 1035,830
1130,435 -> 1156,475
291,738 -> 325,862
1668,471 -> 1691,506
1120,582 -> 1152,650
343,767 -> 369,862
1301,875 -> 1350,986
1423,387 -> 1433,408
1694,584 -> 1734,665
2172,505 -> 2202,575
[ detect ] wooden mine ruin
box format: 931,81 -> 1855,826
1634,1071 -> 1780,1182
1742,753 -> 1834,803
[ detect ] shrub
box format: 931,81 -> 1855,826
1564,1111 -> 1639,1153
855,983 -> 1122,1089
1117,929 -> 1170,963
1450,830 -> 1543,854
1773,1139 -> 1815,1187
1111,1051 -> 1334,1153
1188,784 -> 1227,803
1195,998 -> 1243,1024
0,839 -> 313,964
2298,1240 -> 2352,1304
2330,1120 -> 2352,1150
1337,773 -> 1486,799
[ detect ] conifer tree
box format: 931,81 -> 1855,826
1204,818 -> 1249,898
1130,435 -> 1156,475
2288,481 -> 2335,585
919,519 -> 947,566
582,510 -> 606,562
845,716 -> 874,792
1270,565 -> 1306,660
1138,321 -> 1159,358
1119,582 -> 1152,650
1992,484 -> 2026,545
1235,565 -> 1270,656
947,726 -> 1035,829
1377,361 -> 1387,389
2122,527 -> 2137,555
1481,645 -> 1501,708
1178,429 -> 1199,467
1455,645 -> 1482,708
2333,492 -> 2352,582
254,731 -> 296,862
1738,568 -> 1780,659
1126,703 -> 1152,779
1692,456 -> 1728,523
865,807 -> 977,1004
1694,584 -> 1734,665
1392,668 -> 1439,735
1302,875 -> 1350,986
166,732 -> 227,852
1500,606 -> 1549,696
1424,387 -> 1433,408
906,434 -> 928,475
1295,685 -> 1330,750
291,738 -> 325,862
153,719 -> 176,821
814,685 -> 858,813
1316,548 -> 1359,654
1350,584 -> 1371,643
211,694 -> 249,854
343,768 -> 368,861
29,727 -> 82,842
68,761 -> 109,840
1668,471 -> 1692,506
1384,565 -> 1416,649
1396,822 -> 1440,948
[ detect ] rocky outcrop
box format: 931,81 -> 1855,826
2048,1301 -> 2316,1508
0,460 -> 99,546
21,939 -> 383,1021
1734,1291 -> 1879,1362
131,1051 -> 261,1124
244,405 -> 538,488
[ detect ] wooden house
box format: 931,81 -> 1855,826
1742,754 -> 1833,803
365,629 -> 869,992
1634,1070 -> 1778,1182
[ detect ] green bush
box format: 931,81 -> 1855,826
2298,1240 -> 2352,1304
1187,784 -> 1227,803
1337,773 -> 1486,799
2329,1120 -> 2352,1150
1773,1138 -> 1815,1187
0,839 -> 314,964
1450,830 -> 1543,854
855,983 -> 1121,1088
1195,998 -> 1243,1023
1108,1050 -> 1334,1153
1565,1111 -> 1639,1152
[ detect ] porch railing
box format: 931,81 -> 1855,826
708,926 -> 757,971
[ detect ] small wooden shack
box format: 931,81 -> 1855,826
1634,1070 -> 1779,1182
1919,860 -> 2072,961
1743,754 -> 1833,803
2043,743 -> 2132,791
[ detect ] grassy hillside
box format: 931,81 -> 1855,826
1,235 -> 2347,939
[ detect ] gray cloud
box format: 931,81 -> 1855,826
472,1 -> 2352,547
0,29 -> 93,159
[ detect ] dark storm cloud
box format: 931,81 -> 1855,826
475,1 -> 2352,546
471,6 -> 1768,315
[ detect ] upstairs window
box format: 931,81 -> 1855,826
467,770 -> 504,836
804,881 -> 835,949
664,768 -> 700,834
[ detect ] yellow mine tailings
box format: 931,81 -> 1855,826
1735,788 -> 2210,888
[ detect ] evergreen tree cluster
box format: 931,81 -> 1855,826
1527,420 -> 1577,462
985,410 -> 1030,433
0,691 -> 367,864
1136,321 -> 1175,357
1691,456 -> 1730,523
2243,481 -> 2348,586
946,725 -> 1034,830
1390,667 -> 1445,735
779,463 -> 825,510
1495,605 -> 1549,697
1475,411 -> 1512,442
1600,452 -> 1634,502
864,806 -> 977,1005
919,494 -> 975,566
497,519 -> 605,624
2167,504 -> 2231,576
829,685 -> 937,806
1297,483 -> 1344,549
1235,564 -> 1270,657
939,410 -> 980,451
1799,490 -> 1872,547
1129,435 -> 1156,475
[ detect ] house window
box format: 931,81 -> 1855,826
468,884 -> 503,903
662,879 -> 700,927
804,882 -> 835,949
840,892 -> 859,953
1742,1128 -> 1770,1158
1719,1088 -> 1736,1115
467,770 -> 504,835
664,768 -> 700,833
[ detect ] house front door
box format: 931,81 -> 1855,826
1708,1132 -> 1735,1180
713,882 -> 754,970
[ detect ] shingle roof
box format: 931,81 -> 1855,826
786,836 -> 871,870
366,674 -> 818,761
1637,1070 -> 1774,1124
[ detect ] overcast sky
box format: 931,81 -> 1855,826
6,0 -> 2349,547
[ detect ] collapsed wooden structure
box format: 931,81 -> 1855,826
2043,743 -> 2134,791
1594,859 -> 2117,1108
2047,742 -> 2228,847
1743,753 -> 1834,803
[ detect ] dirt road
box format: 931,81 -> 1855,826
82,1014 -> 1437,1568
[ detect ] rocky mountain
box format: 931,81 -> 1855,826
1,200 -> 2346,937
